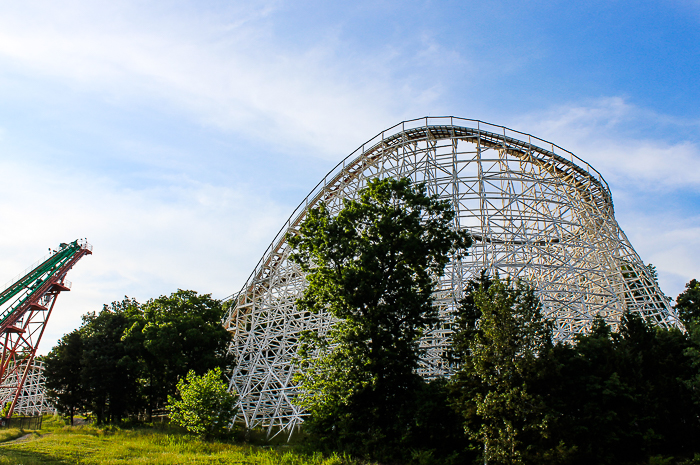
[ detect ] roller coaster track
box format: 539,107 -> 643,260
223,116 -> 681,434
0,239 -> 92,419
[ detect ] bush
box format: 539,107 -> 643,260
167,367 -> 238,439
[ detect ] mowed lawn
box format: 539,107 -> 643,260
0,418 -> 351,465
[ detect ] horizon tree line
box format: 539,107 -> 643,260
42,177 -> 700,465
43,289 -> 232,425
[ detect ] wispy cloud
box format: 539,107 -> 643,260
0,1 -> 698,348
0,0 -> 460,352
513,97 -> 700,190
0,157 -> 287,352
0,1 -> 449,160
620,212 -> 700,302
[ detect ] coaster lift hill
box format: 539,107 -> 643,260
0,239 -> 92,420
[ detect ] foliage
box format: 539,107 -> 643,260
123,289 -> 234,418
675,279 -> 700,326
543,312 -> 700,464
450,276 -> 565,465
44,329 -> 87,425
682,319 -> 700,415
450,277 -> 700,465
402,377 -> 472,464
167,367 -> 238,439
43,290 -> 232,424
288,177 -> 470,460
80,297 -> 142,423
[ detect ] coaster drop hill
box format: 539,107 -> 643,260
0,239 -> 92,420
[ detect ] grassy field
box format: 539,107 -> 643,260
0,416 -> 358,465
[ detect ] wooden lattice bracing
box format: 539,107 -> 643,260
0,359 -> 55,416
222,117 -> 682,435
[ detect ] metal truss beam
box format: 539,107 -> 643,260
222,117 -> 682,435
0,240 -> 92,419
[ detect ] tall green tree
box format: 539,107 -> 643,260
450,277 -> 564,465
123,290 -> 233,418
545,313 -> 700,464
80,298 -> 142,423
675,279 -> 700,326
44,291 -> 232,424
44,329 -> 86,425
288,177 -> 470,459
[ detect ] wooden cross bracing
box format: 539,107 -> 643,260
222,117 -> 681,437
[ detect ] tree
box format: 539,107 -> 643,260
546,317 -> 642,465
44,330 -> 86,425
450,277 -> 564,465
43,291 -> 233,424
80,298 -> 142,423
167,367 -> 238,439
545,313 -> 700,464
123,290 -> 233,419
675,279 -> 700,326
288,177 -> 470,459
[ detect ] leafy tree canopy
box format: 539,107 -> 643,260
288,177 -> 470,459
43,290 -> 232,424
44,329 -> 86,426
450,276 -> 563,465
123,290 -> 233,415
676,279 -> 700,326
80,298 -> 142,423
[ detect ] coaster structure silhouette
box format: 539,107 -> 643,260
222,117 -> 683,435
0,240 -> 92,419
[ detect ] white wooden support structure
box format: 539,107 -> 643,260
222,117 -> 683,436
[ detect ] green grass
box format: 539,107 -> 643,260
0,428 -> 27,443
0,417 -> 359,465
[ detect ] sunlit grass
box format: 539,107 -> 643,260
0,420 -> 356,465
38,414 -> 70,432
0,428 -> 26,443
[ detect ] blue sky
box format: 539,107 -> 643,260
0,0 -> 699,353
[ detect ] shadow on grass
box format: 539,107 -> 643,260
233,422 -> 308,447
0,448 -> 73,465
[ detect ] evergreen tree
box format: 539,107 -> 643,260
450,277 -> 566,465
546,314 -> 700,464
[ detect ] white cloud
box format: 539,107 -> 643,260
1,0 -> 697,351
0,0 -> 460,355
512,97 -> 700,190
0,1 -> 445,160
618,212 -> 700,302
0,157 -> 288,354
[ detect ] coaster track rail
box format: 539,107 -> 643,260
0,239 -> 92,419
